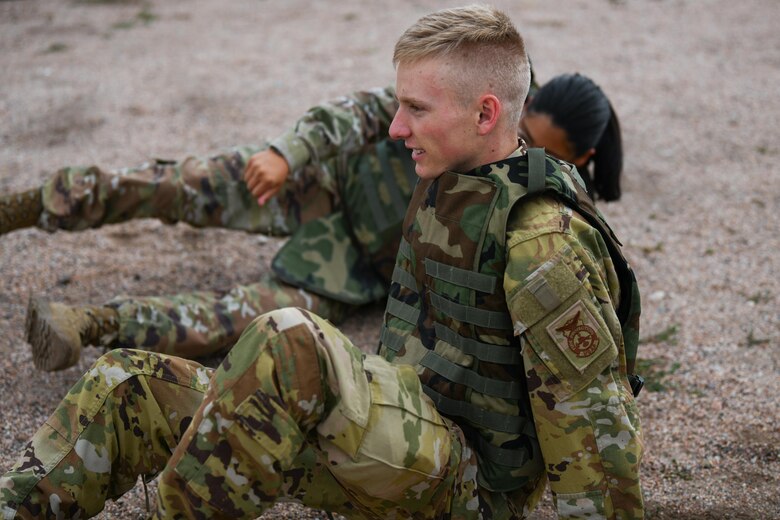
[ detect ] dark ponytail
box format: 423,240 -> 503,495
528,73 -> 623,201
591,100 -> 622,201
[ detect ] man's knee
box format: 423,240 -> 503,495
248,307 -> 314,333
89,348 -> 178,387
238,307 -> 325,377
248,307 -> 352,369
92,347 -> 149,370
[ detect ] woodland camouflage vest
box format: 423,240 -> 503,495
272,139 -> 417,305
378,148 -> 641,493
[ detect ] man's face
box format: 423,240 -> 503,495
389,58 -> 479,179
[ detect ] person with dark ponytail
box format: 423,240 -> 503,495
521,73 -> 623,201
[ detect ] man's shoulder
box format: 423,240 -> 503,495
506,194 -> 573,243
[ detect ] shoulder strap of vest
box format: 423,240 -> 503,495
526,147 -> 546,195
565,179 -> 641,375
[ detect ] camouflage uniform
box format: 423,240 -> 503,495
34,87 -> 414,358
1,147 -> 643,519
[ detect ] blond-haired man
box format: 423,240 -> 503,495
1,6 -> 643,518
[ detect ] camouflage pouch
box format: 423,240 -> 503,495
271,212 -> 386,305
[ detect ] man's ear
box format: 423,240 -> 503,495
476,94 -> 501,136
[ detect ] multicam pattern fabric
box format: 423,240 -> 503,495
37,144 -> 336,235
3,76 -> 643,519
108,272 -> 351,358
0,349 -> 209,519
3,308 -> 519,519
505,198 -> 644,518
152,307 -> 484,519
29,84 -> 573,358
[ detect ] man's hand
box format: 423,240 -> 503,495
244,149 -> 290,206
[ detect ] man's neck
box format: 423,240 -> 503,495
466,133 -> 521,172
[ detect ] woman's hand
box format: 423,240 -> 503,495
243,149 -> 290,206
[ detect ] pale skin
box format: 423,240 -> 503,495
388,57 -> 518,179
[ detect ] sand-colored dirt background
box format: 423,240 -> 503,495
1,0 -> 778,518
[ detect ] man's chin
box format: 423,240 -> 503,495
415,167 -> 445,180
413,157 -> 446,179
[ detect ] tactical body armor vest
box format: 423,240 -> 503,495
378,148 -> 641,492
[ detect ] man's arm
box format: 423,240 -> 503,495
504,196 -> 643,519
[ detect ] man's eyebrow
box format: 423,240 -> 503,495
397,95 -> 427,107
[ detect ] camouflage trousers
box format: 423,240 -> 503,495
37,145 -> 337,235
1,308 -> 523,519
107,272 -> 352,358
37,146 -> 355,358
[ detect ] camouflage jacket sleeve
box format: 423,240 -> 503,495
268,86 -> 398,172
503,196 -> 644,519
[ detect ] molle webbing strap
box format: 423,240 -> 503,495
623,275 -> 641,374
477,431 -> 537,468
391,265 -> 417,291
566,180 -> 640,371
424,258 -> 497,294
386,296 -> 420,325
420,350 -> 523,399
434,323 -> 521,364
527,147 -> 547,195
376,140 -> 412,226
398,237 -> 412,260
380,325 -> 406,353
422,386 -> 525,433
430,292 -> 512,330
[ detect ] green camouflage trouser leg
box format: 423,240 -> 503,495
35,147 -> 359,359
107,272 -> 353,358
154,307 -> 487,519
38,145 -> 337,234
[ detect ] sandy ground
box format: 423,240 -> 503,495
1,0 -> 778,518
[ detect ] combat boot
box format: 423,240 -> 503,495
0,188 -> 43,235
25,297 -> 119,371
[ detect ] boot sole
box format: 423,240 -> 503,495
25,297 -> 81,371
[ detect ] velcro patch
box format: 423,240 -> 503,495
545,300 -> 603,373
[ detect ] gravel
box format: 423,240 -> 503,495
1,0 -> 778,518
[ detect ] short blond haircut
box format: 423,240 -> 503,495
393,4 -> 531,129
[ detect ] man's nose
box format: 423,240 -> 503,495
389,112 -> 410,140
